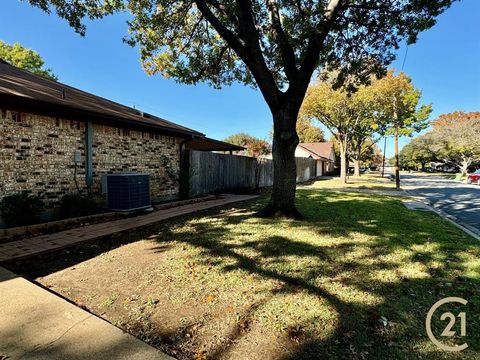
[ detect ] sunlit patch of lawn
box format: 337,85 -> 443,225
34,189 -> 479,359
308,173 -> 397,190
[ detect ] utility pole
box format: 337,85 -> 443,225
381,136 -> 387,177
393,106 -> 401,190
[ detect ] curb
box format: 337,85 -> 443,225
404,189 -> 480,241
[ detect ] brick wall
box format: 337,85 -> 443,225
0,110 -> 181,206
91,124 -> 180,199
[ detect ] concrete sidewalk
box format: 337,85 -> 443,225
0,267 -> 172,360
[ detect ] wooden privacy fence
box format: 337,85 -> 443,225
188,151 -> 317,196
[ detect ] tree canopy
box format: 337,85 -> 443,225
296,118 -> 326,143
372,70 -> 431,137
300,74 -> 387,180
399,134 -> 436,170
0,40 -> 57,80
430,111 -> 480,174
400,112 -> 480,174
26,1 -> 454,94
371,69 -> 431,187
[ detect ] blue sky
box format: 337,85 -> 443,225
1,0 -> 479,157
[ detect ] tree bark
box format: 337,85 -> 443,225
259,106 -> 302,218
353,146 -> 361,177
353,159 -> 360,177
460,155 -> 472,176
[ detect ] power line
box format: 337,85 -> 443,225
401,45 -> 409,71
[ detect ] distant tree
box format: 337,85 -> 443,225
328,135 -> 341,170
301,81 -> 354,183
224,132 -> 270,158
372,70 -> 432,189
296,118 -> 325,143
358,139 -> 383,169
400,134 -> 436,171
429,112 -> 480,175
247,138 -> 270,158
0,40 -> 57,80
223,132 -> 255,148
300,75 -> 388,182
347,83 -> 388,177
26,0 -> 455,217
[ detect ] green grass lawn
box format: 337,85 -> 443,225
310,173 -> 396,190
31,188 -> 480,360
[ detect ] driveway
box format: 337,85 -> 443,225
401,173 -> 480,234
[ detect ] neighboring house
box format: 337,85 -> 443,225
295,143 -> 335,176
0,59 -> 242,207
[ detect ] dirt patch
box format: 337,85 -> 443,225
31,239 -> 295,360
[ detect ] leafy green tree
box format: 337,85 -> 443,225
372,70 -> 432,188
346,83 -> 388,177
223,132 -> 255,147
26,0 -> 454,217
400,134 -> 436,171
0,40 -> 57,80
301,81 -> 353,182
301,77 -> 388,182
296,118 -> 325,143
360,141 -> 383,169
429,112 -> 480,175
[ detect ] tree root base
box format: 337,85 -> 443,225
256,203 -> 304,220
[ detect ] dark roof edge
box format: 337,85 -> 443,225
0,59 -> 203,137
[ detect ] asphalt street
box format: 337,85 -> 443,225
401,173 -> 480,234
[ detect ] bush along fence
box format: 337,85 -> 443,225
186,150 -> 317,196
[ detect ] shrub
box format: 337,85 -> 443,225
0,193 -> 44,227
58,194 -> 100,219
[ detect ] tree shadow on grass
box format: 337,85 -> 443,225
5,189 -> 480,359
149,189 -> 480,359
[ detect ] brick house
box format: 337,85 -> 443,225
0,59 -> 242,211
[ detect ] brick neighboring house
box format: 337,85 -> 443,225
0,59 -> 242,212
295,143 -> 335,176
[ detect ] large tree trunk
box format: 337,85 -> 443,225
353,160 -> 360,177
353,146 -> 361,177
259,107 -> 301,218
339,137 -> 348,183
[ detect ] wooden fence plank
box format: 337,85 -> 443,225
189,151 -> 317,196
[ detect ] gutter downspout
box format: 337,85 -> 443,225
179,136 -> 194,199
85,120 -> 93,191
